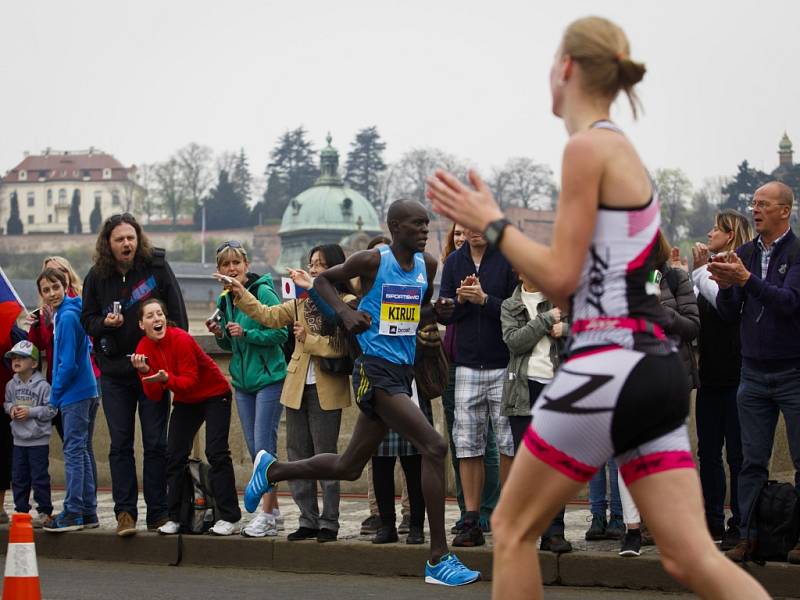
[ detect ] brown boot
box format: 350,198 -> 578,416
116,511 -> 137,537
788,543 -> 800,565
725,539 -> 753,563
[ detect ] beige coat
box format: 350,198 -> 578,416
235,290 -> 353,411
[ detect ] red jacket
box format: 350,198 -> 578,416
135,326 -> 230,404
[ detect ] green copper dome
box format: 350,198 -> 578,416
276,134 -> 383,270
278,134 -> 381,235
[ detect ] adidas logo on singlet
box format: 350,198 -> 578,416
416,273 -> 425,283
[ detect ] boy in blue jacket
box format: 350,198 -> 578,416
38,268 -> 99,533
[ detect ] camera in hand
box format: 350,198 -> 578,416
206,308 -> 223,325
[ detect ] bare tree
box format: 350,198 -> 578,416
654,167 -> 693,244
215,150 -> 237,178
136,163 -> 159,223
492,157 -> 557,209
391,147 -> 469,207
155,158 -> 186,226
177,143 -> 214,217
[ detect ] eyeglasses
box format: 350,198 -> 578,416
216,240 -> 247,256
748,199 -> 790,210
307,261 -> 327,270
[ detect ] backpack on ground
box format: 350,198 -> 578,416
746,480 -> 800,563
178,458 -> 217,535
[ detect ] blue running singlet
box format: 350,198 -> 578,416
357,246 -> 428,366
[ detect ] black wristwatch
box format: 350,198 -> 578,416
483,218 -> 511,248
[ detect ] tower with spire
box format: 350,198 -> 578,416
779,132 -> 793,169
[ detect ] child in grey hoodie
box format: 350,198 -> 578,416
3,340 -> 55,526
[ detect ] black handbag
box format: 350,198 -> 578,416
319,355 -> 354,375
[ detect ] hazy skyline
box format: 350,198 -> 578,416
2,1 -> 798,191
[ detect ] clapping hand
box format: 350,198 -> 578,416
692,243 -> 711,269
426,169 -> 504,233
11,406 -> 30,421
707,252 -> 749,289
670,247 -> 689,272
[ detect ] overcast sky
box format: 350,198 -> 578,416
2,1 -> 798,191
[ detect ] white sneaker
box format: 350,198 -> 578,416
272,509 -> 285,531
158,520 -> 180,535
210,519 -> 239,536
242,512 -> 277,538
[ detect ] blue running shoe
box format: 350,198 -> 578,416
43,511 -> 84,533
425,553 -> 481,586
244,450 -> 276,513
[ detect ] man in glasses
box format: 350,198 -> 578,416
708,181 -> 800,564
80,213 -> 188,537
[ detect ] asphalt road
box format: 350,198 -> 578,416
6,558 -> 703,600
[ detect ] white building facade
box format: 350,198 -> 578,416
0,148 -> 144,234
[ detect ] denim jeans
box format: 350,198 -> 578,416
235,382 -> 284,461
737,366 -> 800,535
588,459 -> 622,517
61,398 -> 97,516
101,376 -> 168,525
12,444 -> 52,515
696,384 -> 742,529
441,364 -> 500,521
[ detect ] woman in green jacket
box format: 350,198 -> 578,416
207,241 -> 288,537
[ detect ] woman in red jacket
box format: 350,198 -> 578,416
130,298 -> 241,536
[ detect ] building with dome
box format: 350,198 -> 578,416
276,134 -> 383,270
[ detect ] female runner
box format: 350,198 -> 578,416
427,16 -> 768,600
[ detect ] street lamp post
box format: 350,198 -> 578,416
201,202 -> 207,266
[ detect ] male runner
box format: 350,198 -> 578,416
234,199 -> 480,586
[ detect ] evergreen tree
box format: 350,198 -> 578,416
6,191 -> 23,235
252,172 -> 287,223
231,148 -> 253,206
344,126 -> 387,210
204,169 -> 251,230
68,189 -> 82,234
721,160 -> 770,214
260,127 -> 319,219
89,197 -> 102,233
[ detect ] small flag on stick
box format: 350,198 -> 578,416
281,278 -> 308,300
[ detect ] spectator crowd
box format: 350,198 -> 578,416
1,182 -> 799,565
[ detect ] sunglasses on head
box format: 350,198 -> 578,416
216,240 -> 247,256
108,212 -> 135,225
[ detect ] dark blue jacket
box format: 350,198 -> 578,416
716,229 -> 800,370
439,243 -> 517,369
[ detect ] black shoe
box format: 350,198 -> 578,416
406,526 -> 425,545
585,513 -> 607,541
287,527 -> 319,541
317,528 -> 338,543
450,517 -> 465,535
360,514 -> 381,535
605,514 -> 625,540
540,534 -> 573,554
398,514 -> 411,535
708,521 -> 725,542
452,521 -> 485,547
372,525 -> 399,544
619,529 -> 642,557
720,525 -> 741,551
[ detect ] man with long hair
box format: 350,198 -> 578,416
80,213 -> 187,537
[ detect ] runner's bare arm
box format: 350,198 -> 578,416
315,249 -> 381,333
428,135 -> 601,307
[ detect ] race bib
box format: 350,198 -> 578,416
379,284 -> 422,336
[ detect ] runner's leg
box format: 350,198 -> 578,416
491,446 -> 584,600
628,468 -> 769,599
369,389 -> 450,563
268,411 -> 387,483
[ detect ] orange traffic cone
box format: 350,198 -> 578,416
2,513 -> 41,600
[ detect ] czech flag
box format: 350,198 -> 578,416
0,267 -> 24,335
281,277 -> 309,300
